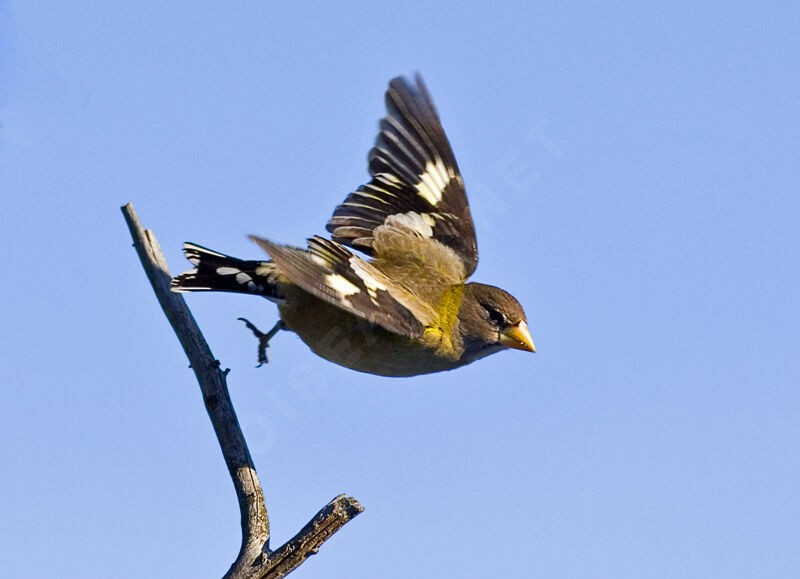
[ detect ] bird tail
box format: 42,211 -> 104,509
171,242 -> 286,302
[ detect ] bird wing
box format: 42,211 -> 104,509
250,235 -> 431,337
326,74 -> 479,279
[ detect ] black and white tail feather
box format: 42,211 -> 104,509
171,243 -> 286,303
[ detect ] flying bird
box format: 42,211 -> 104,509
171,74 -> 535,377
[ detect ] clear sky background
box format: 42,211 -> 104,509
1,2 -> 799,577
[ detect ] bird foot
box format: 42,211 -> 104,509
237,318 -> 287,367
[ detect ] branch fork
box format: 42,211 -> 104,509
122,203 -> 362,579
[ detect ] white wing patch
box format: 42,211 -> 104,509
310,253 -> 329,266
416,157 -> 451,206
250,235 -> 425,337
384,211 -> 437,238
325,273 -> 361,304
350,258 -> 388,305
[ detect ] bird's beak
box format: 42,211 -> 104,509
500,320 -> 536,352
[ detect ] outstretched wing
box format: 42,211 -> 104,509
250,235 -> 429,337
326,74 -> 479,278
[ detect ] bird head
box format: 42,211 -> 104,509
459,283 -> 535,355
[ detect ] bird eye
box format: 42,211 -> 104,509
484,305 -> 506,326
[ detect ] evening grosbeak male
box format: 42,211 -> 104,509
171,74 -> 535,377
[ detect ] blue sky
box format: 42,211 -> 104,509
1,1 -> 799,577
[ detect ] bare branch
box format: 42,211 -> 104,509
261,494 -> 364,579
121,203 -> 363,578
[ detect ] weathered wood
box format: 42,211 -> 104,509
260,494 -> 364,579
121,203 -> 363,578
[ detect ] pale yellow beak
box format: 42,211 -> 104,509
499,320 -> 536,353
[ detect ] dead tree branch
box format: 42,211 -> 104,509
121,203 -> 363,579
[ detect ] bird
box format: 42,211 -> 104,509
171,74 -> 535,377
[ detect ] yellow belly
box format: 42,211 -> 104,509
278,291 -> 463,377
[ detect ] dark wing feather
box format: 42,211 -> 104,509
326,74 -> 479,277
250,235 -> 426,337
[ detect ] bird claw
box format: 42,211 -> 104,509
238,318 -> 286,367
